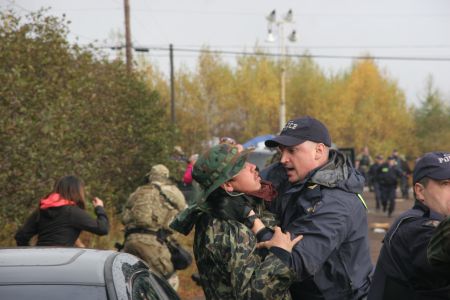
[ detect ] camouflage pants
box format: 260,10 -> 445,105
123,233 -> 174,278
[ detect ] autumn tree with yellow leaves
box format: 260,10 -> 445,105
142,50 -> 445,160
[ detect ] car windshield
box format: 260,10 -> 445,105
0,284 -> 107,300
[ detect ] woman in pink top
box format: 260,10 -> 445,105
183,154 -> 198,185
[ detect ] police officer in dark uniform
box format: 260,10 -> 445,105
376,156 -> 404,217
368,155 -> 384,211
264,116 -> 373,300
368,151 -> 450,300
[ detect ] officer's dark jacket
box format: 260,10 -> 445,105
368,202 -> 450,300
264,150 -> 373,300
376,162 -> 403,186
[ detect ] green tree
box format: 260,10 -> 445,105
0,10 -> 174,246
414,77 -> 450,153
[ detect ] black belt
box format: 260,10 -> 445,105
124,227 -> 159,239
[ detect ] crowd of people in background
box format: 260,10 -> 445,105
13,115 -> 450,300
356,147 -> 413,217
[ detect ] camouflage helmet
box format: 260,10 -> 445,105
192,143 -> 251,204
148,164 -> 170,182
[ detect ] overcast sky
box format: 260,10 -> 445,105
3,0 -> 450,106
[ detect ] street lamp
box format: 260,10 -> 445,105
266,9 -> 297,131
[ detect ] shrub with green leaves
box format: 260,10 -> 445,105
0,10 -> 176,246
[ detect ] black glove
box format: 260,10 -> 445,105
208,194 -> 252,223
225,198 -> 252,223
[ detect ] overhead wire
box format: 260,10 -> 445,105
141,44 -> 450,49
33,6 -> 450,18
5,2 -> 450,61
95,45 -> 450,62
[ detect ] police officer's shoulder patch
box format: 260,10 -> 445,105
307,184 -> 318,190
422,220 -> 441,228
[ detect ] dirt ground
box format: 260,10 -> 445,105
177,188 -> 414,300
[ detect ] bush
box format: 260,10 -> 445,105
0,10 -> 176,246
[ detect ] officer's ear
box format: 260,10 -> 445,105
414,182 -> 425,203
314,143 -> 327,161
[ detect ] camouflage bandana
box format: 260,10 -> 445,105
193,143 -> 251,204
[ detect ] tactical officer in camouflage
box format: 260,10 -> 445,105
121,164 -> 187,290
170,143 -> 303,300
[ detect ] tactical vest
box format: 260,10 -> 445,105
377,165 -> 398,186
122,182 -> 186,231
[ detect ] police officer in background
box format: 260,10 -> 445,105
368,155 -> 384,211
368,152 -> 450,300
392,149 -> 412,199
356,146 -> 373,186
121,164 -> 188,290
376,156 -> 404,217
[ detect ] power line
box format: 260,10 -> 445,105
12,2 -> 449,18
175,47 -> 450,62
45,6 -> 450,18
120,43 -> 450,50
6,3 -> 449,51
97,45 -> 450,62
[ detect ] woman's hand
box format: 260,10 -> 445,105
92,197 -> 104,207
256,226 -> 303,253
74,238 -> 86,248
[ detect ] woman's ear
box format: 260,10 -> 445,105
220,182 -> 234,192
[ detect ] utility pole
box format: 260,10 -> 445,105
266,9 -> 297,131
124,0 -> 132,73
279,24 -> 287,132
169,44 -> 176,125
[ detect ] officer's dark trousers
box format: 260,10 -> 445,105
373,182 -> 382,210
400,177 -> 409,199
380,185 -> 396,217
